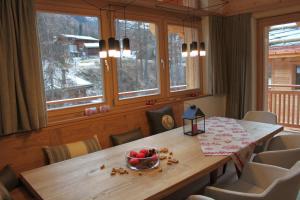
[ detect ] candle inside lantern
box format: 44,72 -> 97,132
192,124 -> 198,133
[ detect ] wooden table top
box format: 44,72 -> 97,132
21,119 -> 283,200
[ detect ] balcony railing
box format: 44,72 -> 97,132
268,84 -> 300,128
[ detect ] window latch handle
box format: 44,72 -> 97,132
161,59 -> 165,70
104,59 -> 110,71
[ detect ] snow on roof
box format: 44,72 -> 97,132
60,34 -> 98,41
84,43 -> 99,48
269,22 -> 300,47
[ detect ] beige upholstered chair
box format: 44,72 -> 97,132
243,111 -> 277,124
253,148 -> 300,169
266,134 -> 300,151
188,162 -> 300,200
253,134 -> 300,169
243,111 -> 277,153
187,195 -> 214,200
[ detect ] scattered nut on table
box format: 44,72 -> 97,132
159,155 -> 167,160
160,147 -> 169,153
168,158 -> 179,164
110,171 -> 116,176
100,164 -> 105,170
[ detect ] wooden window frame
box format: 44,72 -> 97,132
35,5 -> 113,117
35,2 -> 207,124
111,12 -> 165,106
164,20 -> 204,98
256,12 -> 300,110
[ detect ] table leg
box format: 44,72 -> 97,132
209,169 -> 218,185
234,164 -> 242,178
222,164 -> 227,175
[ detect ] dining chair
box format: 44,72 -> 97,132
243,111 -> 277,124
265,134 -> 300,151
187,195 -> 215,200
253,148 -> 300,169
243,111 -> 278,154
253,134 -> 300,169
188,161 -> 300,200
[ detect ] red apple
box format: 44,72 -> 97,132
129,158 -> 139,165
151,154 -> 158,161
129,151 -> 138,157
139,149 -> 149,156
136,152 -> 146,158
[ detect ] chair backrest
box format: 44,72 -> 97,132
253,148 -> 300,169
263,161 -> 300,200
268,135 -> 300,151
243,111 -> 277,124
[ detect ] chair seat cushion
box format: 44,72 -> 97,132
10,186 -> 33,200
0,165 -> 19,191
0,182 -> 11,200
222,180 -> 264,194
43,135 -> 101,164
111,128 -> 143,146
146,106 -> 176,135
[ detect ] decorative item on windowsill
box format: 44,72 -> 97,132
146,99 -> 157,105
182,105 -> 205,136
99,105 -> 111,113
85,107 -> 98,116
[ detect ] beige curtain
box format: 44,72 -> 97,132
209,16 -> 228,95
0,0 -> 47,135
209,14 -> 252,119
225,14 -> 252,119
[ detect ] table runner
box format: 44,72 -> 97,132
197,117 -> 256,171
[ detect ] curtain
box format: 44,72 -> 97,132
225,14 -> 252,119
209,13 -> 252,119
0,0 -> 47,135
209,16 -> 228,96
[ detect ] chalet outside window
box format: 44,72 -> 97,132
36,12 -> 104,109
296,66 -> 300,85
115,19 -> 160,100
168,24 -> 200,92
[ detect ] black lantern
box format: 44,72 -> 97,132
182,105 -> 205,136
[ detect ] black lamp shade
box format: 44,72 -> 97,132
200,42 -> 205,50
182,43 -> 187,52
123,38 -> 130,50
99,39 -> 106,51
115,40 -> 121,51
108,37 -> 115,50
190,41 -> 198,51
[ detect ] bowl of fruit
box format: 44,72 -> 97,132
126,148 -> 159,170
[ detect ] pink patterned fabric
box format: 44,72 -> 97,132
197,117 -> 256,171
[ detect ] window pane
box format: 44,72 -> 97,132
168,25 -> 200,92
37,12 -> 104,109
115,19 -> 160,100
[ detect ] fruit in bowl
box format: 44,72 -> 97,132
126,148 -> 159,170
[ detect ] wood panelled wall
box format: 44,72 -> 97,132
223,0 -> 300,16
0,102 -> 184,174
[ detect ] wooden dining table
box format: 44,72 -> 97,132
20,119 -> 283,200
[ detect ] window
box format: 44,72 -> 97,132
115,19 -> 160,100
296,66 -> 300,85
168,25 -> 200,92
37,12 -> 104,109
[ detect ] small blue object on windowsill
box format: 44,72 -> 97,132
182,105 -> 205,136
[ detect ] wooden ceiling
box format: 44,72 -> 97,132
83,0 -> 227,16
36,0 -> 300,16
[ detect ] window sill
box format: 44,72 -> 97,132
47,94 -> 212,127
